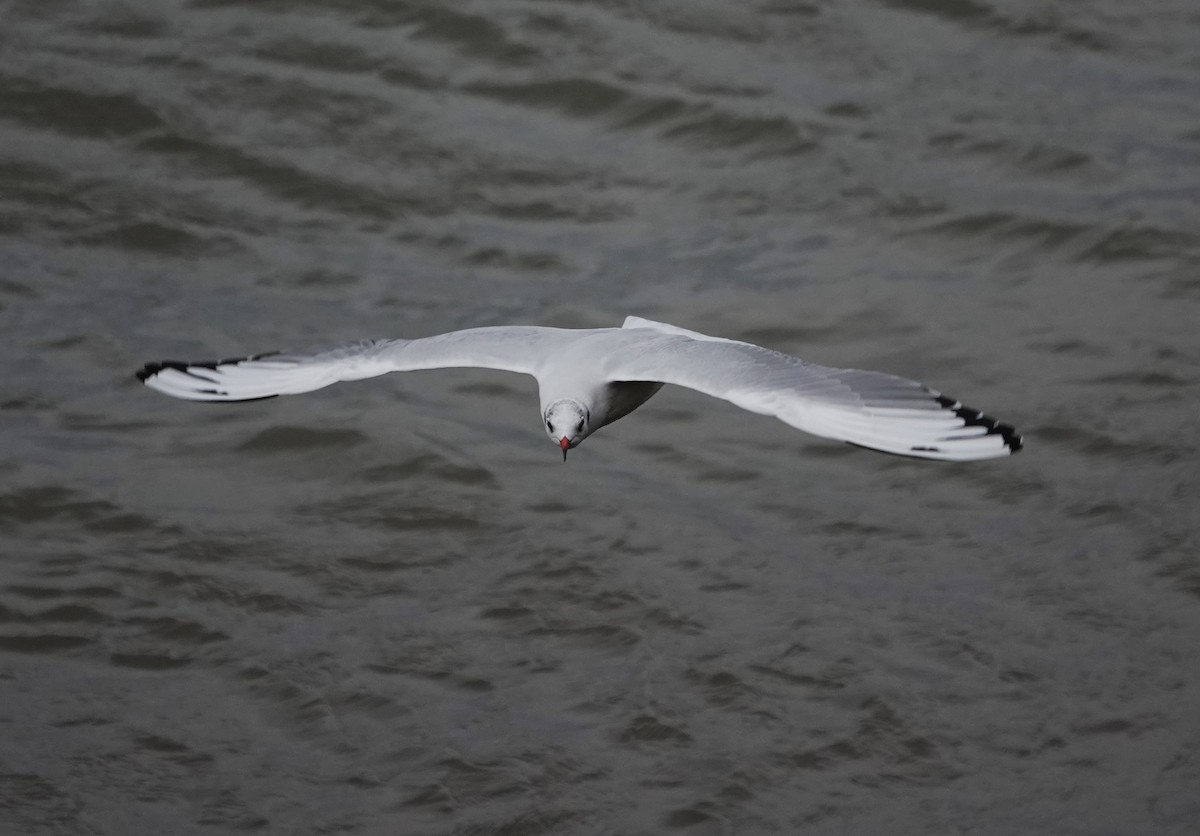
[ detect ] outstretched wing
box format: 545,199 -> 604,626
137,326 -> 573,402
606,326 -> 1022,461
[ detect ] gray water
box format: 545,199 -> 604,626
2,0 -> 1199,833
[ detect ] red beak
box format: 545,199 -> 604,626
560,436 -> 570,461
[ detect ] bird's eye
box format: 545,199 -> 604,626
575,419 -> 584,431
546,420 -> 553,430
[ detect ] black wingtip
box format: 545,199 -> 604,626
934,394 -> 1023,454
136,360 -> 188,383
135,352 -> 281,385
135,356 -> 280,403
196,394 -> 279,403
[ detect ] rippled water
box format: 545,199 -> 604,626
2,0 -> 1199,833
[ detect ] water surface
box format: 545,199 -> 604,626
2,0 -> 1199,833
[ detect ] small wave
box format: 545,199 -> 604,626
619,713 -> 692,745
0,74 -> 163,139
877,0 -> 1110,52
73,220 -> 236,257
465,76 -> 817,158
299,492 -> 486,533
1075,226 -> 1199,264
0,485 -> 156,533
0,633 -> 91,654
359,453 -> 498,488
407,6 -> 540,66
253,37 -> 383,75
139,131 -> 408,221
109,652 -> 191,670
237,425 -> 370,453
1035,424 -> 1184,463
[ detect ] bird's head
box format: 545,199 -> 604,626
543,398 -> 590,461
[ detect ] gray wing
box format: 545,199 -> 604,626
606,327 -> 1022,461
137,326 -> 574,402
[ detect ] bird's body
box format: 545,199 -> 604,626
137,316 -> 1022,462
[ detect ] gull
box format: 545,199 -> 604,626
136,316 -> 1022,462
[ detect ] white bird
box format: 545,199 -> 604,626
136,316 -> 1022,462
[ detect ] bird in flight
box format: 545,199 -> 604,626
137,316 -> 1022,462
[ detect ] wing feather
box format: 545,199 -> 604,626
603,332 -> 1021,461
137,327 -> 572,402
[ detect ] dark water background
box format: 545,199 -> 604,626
2,0 -> 1199,833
